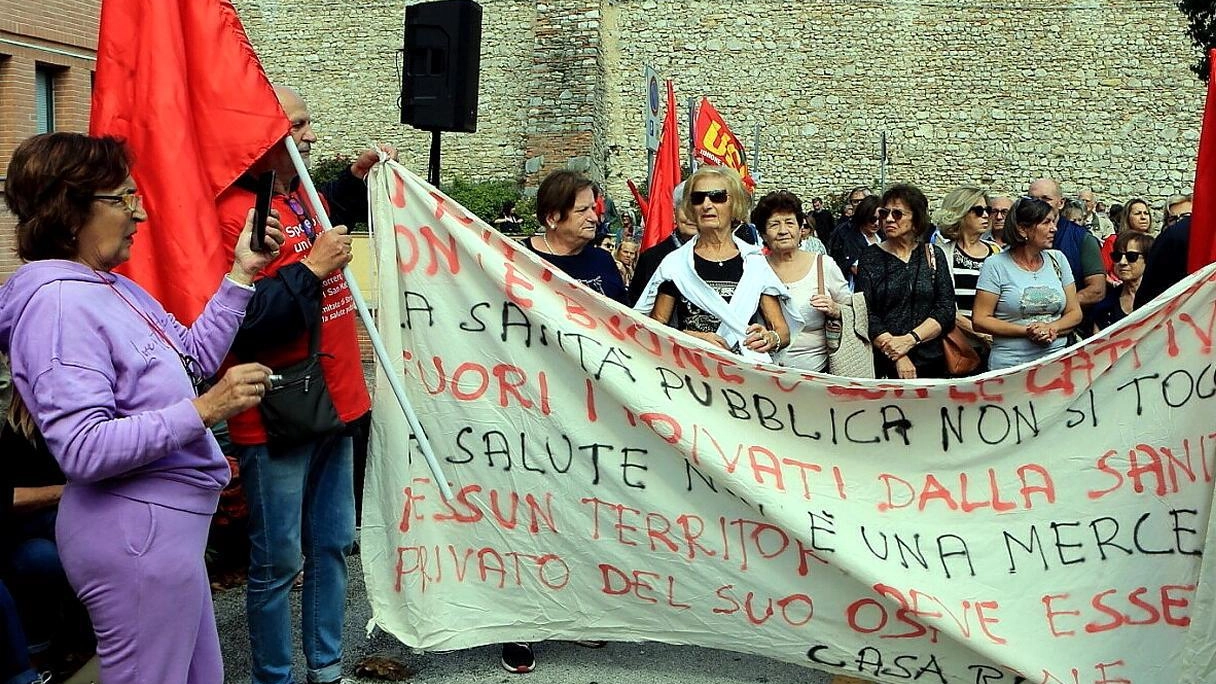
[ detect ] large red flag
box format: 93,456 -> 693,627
641,80 -> 680,251
1188,49 -> 1216,273
692,98 -> 755,191
90,0 -> 288,323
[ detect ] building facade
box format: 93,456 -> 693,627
0,0 -> 99,278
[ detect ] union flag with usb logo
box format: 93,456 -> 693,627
692,98 -> 756,192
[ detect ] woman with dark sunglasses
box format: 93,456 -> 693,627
854,183 -> 956,379
932,186 -> 1001,373
973,197 -> 1082,371
635,166 -> 798,362
1092,231 -> 1154,333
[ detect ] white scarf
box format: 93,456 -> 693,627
633,234 -> 805,362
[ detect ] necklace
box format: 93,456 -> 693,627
542,232 -> 569,256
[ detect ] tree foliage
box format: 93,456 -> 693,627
1179,0 -> 1216,82
442,177 -> 537,234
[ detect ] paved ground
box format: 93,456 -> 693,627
214,552 -> 839,684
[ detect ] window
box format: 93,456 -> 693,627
35,66 -> 55,133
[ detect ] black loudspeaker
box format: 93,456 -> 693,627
401,0 -> 482,133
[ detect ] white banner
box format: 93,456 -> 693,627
361,161 -> 1216,684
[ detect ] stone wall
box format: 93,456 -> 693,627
233,0 -> 1207,209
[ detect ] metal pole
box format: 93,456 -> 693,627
687,96 -> 698,173
283,138 -> 454,500
428,131 -> 442,188
879,131 -> 888,190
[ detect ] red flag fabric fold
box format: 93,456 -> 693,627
91,0 -> 288,323
1188,49 -> 1216,273
641,80 -> 680,251
692,98 -> 755,191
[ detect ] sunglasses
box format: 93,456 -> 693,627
1111,251 -> 1144,264
1166,212 -> 1191,226
691,189 -> 729,205
969,205 -> 990,217
93,189 -> 142,213
877,207 -> 907,221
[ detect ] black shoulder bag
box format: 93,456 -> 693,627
258,302 -> 344,445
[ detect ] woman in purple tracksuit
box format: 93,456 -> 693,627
0,133 -> 284,684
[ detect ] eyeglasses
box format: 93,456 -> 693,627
877,208 -> 907,221
989,207 -> 1010,217
93,189 -> 142,213
848,196 -> 865,206
969,205 -> 990,217
1166,212 -> 1191,226
691,189 -> 729,205
1111,251 -> 1144,264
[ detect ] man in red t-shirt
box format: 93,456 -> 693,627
216,85 -> 393,684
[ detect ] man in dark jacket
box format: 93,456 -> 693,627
628,206 -> 698,306
216,85 -> 394,684
1135,215 -> 1191,309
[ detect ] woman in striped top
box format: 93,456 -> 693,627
934,186 -> 1002,372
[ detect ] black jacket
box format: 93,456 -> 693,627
231,167 -> 369,358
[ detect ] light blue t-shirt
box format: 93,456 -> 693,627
976,249 -> 1074,370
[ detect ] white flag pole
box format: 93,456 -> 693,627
283,138 -> 454,501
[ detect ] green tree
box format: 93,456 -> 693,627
1179,0 -> 1216,81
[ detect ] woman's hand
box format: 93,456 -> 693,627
230,208 -> 287,285
192,363 -> 274,428
894,356 -> 917,379
809,293 -> 839,319
686,330 -> 730,349
1026,322 -> 1058,346
744,324 -> 780,352
878,333 -> 917,361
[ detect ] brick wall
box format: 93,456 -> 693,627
0,0 -> 100,281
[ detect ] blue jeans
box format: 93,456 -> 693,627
238,435 -> 355,684
0,580 -> 37,684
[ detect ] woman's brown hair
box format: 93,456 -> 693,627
4,132 -> 131,262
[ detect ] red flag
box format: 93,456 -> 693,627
91,0 -> 288,323
692,98 -> 755,190
641,80 -> 680,251
626,178 -> 649,219
1188,49 -> 1216,273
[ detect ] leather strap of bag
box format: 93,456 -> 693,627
816,255 -> 825,296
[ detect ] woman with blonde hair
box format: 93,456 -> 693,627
1101,197 -> 1152,280
932,185 -> 1000,371
635,166 -> 799,361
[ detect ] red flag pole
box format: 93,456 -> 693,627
1188,49 -> 1216,273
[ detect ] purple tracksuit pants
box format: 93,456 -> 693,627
56,487 -> 222,684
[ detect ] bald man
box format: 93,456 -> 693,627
215,85 -> 396,684
1027,178 -> 1107,312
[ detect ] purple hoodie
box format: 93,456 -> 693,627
0,260 -> 253,514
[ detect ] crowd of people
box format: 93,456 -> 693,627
617,172 -> 1191,379
0,80 -> 1199,684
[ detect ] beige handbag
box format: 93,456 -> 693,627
827,289 -> 875,378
